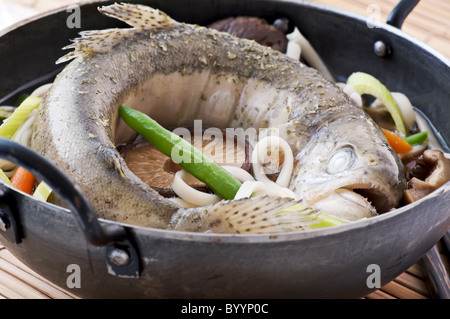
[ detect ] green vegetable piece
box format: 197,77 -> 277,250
347,72 -> 407,137
0,169 -> 12,185
404,131 -> 428,146
0,96 -> 41,139
33,181 -> 53,202
0,109 -> 13,120
119,104 -> 242,200
308,213 -> 347,229
276,205 -> 347,229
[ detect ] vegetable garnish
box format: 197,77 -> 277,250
10,167 -> 35,195
0,108 -> 13,120
347,72 -> 407,137
33,181 -> 53,202
0,169 -> 12,185
404,131 -> 428,146
0,96 -> 41,139
382,128 -> 413,154
276,205 -> 347,229
119,104 -> 242,200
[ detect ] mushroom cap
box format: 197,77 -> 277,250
404,150 -> 450,204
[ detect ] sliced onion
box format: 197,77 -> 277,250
234,181 -> 266,199
172,170 -> 221,206
222,165 -> 255,182
252,135 -> 294,188
286,27 -> 334,82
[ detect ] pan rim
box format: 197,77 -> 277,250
103,181 -> 450,243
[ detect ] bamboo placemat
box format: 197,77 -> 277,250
0,244 -> 78,299
0,0 -> 449,299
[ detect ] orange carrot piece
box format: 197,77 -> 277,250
11,167 -> 35,194
382,128 -> 413,154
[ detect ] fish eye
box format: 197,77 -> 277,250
327,146 -> 355,174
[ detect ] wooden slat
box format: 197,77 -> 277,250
407,263 -> 427,278
0,247 -> 78,299
0,258 -> 74,299
394,271 -> 431,297
365,289 -> 396,299
381,280 -> 429,299
0,268 -> 50,299
0,282 -> 26,299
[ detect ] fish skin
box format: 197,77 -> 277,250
30,3 -> 405,230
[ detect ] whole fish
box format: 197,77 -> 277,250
30,3 -> 406,232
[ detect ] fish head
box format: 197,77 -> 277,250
291,112 -> 406,220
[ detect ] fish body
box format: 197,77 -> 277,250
30,4 -> 405,231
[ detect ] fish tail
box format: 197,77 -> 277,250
56,3 -> 178,64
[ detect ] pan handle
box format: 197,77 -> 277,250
0,138 -> 126,246
387,0 -> 420,29
0,138 -> 140,277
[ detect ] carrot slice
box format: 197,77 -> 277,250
382,128 -> 413,154
11,167 -> 35,194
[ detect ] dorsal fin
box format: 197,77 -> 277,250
56,3 -> 179,64
99,3 -> 176,29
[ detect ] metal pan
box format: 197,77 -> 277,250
0,0 -> 449,298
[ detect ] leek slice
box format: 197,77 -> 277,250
0,109 -> 13,120
0,96 -> 41,139
33,181 -> 52,202
0,169 -> 12,185
347,72 -> 407,137
276,205 -> 347,229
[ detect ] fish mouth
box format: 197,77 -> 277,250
339,181 -> 397,214
306,181 -> 396,221
348,186 -> 393,214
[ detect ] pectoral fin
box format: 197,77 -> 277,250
168,195 -> 344,234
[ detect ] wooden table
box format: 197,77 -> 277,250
0,0 -> 449,299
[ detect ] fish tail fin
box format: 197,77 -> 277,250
169,195 -> 342,234
57,3 -> 178,64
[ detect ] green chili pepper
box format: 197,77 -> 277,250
119,104 -> 242,200
404,131 -> 428,146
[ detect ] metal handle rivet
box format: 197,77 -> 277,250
374,40 -> 391,57
108,248 -> 130,266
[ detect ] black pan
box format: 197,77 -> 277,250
0,0 -> 449,298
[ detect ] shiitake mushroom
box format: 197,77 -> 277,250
208,16 -> 288,53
